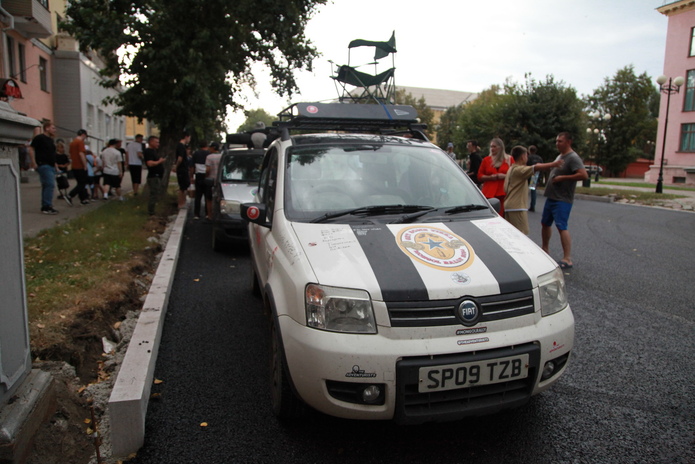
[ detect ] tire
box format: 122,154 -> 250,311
251,268 -> 261,298
269,315 -> 305,420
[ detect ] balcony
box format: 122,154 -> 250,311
2,0 -> 52,39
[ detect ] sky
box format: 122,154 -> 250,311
225,0 -> 669,131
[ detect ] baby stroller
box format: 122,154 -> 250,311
56,171 -> 73,206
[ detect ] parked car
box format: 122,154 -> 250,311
211,148 -> 264,251
241,102 -> 574,423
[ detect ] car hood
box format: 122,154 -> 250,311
220,182 -> 258,203
292,218 -> 556,302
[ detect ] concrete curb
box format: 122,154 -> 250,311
108,207 -> 187,457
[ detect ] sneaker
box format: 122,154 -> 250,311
42,207 -> 58,215
64,195 -> 73,206
81,200 -> 90,205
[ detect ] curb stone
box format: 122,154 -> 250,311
107,207 -> 187,458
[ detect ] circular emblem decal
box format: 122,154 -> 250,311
306,105 -> 319,114
451,272 -> 471,285
396,226 -> 474,271
246,205 -> 260,221
457,300 -> 480,326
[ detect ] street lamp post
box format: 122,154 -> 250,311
588,111 -> 611,182
655,75 -> 685,194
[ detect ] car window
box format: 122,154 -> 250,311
258,148 -> 278,222
220,153 -> 263,182
284,143 -> 485,221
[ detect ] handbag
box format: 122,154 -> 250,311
56,174 -> 69,190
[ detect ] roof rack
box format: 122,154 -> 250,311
274,102 -> 428,141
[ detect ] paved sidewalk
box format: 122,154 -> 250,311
19,170 -> 135,239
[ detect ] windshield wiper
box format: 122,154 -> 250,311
391,204 -> 490,224
310,205 -> 431,223
444,204 -> 490,214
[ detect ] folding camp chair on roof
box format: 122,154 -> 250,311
331,31 -> 397,104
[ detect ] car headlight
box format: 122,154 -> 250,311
305,284 -> 376,334
220,199 -> 241,215
538,268 -> 568,317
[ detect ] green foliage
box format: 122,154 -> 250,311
395,89 -> 435,139
438,76 -> 584,160
236,109 -> 276,133
586,65 -> 659,172
62,0 -> 326,158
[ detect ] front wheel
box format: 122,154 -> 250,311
269,316 -> 305,420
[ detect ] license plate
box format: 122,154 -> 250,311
418,354 -> 529,393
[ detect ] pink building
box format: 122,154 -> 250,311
647,0 -> 695,187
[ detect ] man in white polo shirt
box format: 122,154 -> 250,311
102,139 -> 124,200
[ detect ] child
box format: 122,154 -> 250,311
504,146 -> 562,235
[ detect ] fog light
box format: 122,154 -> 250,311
361,385 -> 382,404
541,361 -> 556,381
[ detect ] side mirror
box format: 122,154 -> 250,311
241,203 -> 271,228
488,197 -> 501,213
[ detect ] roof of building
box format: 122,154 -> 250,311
397,85 -> 478,111
658,0 -> 695,16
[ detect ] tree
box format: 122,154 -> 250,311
436,104 -> 465,152
504,75 -> 586,159
440,76 -> 584,161
395,89 -> 435,139
63,0 -> 327,169
586,65 -> 660,173
236,109 -> 275,133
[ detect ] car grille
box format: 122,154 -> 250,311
386,290 -> 535,327
394,343 -> 540,424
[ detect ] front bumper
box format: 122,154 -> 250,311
212,215 -> 248,243
279,306 -> 574,422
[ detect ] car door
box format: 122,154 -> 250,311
251,147 -> 279,290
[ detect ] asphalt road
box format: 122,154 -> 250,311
131,199 -> 694,464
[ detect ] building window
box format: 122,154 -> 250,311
37,0 -> 49,9
685,70 -> 695,112
39,57 -> 48,91
691,27 -> 695,56
7,37 -> 16,78
680,123 -> 695,152
86,103 -> 95,133
18,44 -> 26,82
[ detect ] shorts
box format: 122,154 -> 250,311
541,198 -> 573,231
177,171 -> 191,191
204,178 -> 214,201
104,174 -> 122,188
129,165 -> 143,184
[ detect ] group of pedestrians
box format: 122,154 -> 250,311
189,139 -> 221,220
454,131 -> 588,269
28,123 -> 166,216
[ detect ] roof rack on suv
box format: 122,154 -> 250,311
274,102 -> 429,141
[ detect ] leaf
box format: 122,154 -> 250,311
154,378 -> 164,385
200,422 -> 208,427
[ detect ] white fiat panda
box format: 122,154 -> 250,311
241,103 -> 574,423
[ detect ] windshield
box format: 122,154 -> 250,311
284,142 -> 488,222
220,152 -> 263,182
